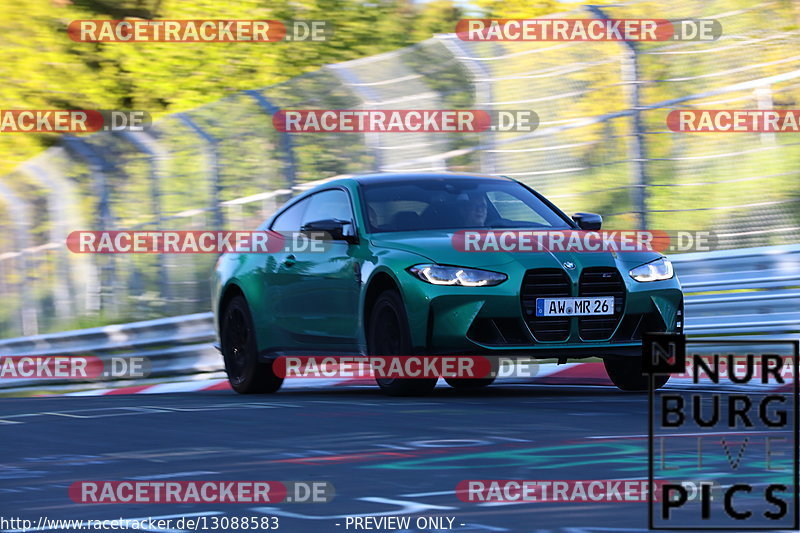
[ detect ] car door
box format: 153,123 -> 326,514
279,188 -> 362,351
264,197 -> 311,350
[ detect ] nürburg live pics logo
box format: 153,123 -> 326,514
646,333 -> 799,530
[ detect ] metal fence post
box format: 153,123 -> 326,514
177,114 -> 225,229
324,64 -> 385,171
19,160 -> 77,324
62,136 -> 116,315
117,130 -> 170,301
587,5 -> 648,230
754,85 -> 775,145
0,180 -> 36,335
244,91 -> 298,189
437,36 -> 496,175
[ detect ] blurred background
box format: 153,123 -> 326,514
0,0 -> 798,339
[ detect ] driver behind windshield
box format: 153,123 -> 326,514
456,192 -> 488,227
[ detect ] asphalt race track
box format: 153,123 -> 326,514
0,383 -> 795,533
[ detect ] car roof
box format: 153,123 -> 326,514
350,172 -> 513,184
281,172 -> 517,211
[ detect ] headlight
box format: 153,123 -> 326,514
408,264 -> 507,287
629,258 -> 674,282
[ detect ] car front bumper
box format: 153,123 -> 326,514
400,266 -> 683,360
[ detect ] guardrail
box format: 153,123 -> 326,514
0,244 -> 797,389
673,244 -> 800,336
0,313 -> 218,389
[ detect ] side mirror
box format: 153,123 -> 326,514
300,219 -> 358,244
572,212 -> 602,230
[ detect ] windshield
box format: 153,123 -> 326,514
360,177 -> 572,233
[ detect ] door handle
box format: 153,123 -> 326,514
283,254 -> 296,267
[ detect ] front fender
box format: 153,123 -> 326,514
362,248 -> 433,352
213,252 -> 274,352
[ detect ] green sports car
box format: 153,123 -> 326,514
212,173 -> 683,395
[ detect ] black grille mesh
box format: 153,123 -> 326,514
520,268 -> 571,341
578,267 -> 626,340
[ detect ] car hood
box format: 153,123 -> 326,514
369,230 -> 664,271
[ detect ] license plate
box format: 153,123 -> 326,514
535,296 -> 614,317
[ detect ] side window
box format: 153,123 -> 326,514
301,189 -> 355,229
270,199 -> 309,232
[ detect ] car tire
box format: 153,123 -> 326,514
368,290 -> 437,396
444,376 -> 496,389
445,356 -> 499,390
221,294 -> 283,394
604,356 -> 669,391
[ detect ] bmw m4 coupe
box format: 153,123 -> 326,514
213,173 -> 683,395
